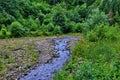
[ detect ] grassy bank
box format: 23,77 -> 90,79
54,32 -> 120,79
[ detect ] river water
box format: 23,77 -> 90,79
20,37 -> 77,80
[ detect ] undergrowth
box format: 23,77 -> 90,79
54,26 -> 120,80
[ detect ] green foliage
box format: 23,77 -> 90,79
74,61 -> 120,80
53,25 -> 62,35
27,18 -> 38,31
52,12 -> 66,26
84,8 -> 109,31
54,34 -> 120,80
64,0 -> 86,9
74,23 -> 84,33
38,2 -> 51,15
0,12 -> 15,27
45,0 -> 62,5
0,26 -> 11,39
72,39 -> 120,80
67,4 -> 86,23
46,23 -> 54,32
9,21 -> 25,37
37,13 -> 45,25
66,9 -> 80,23
1,0 -> 120,79
86,24 -> 120,42
0,0 -> 120,38
31,30 -> 41,37
99,0 -> 120,14
64,21 -> 77,33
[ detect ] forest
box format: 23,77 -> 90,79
0,0 -> 119,38
0,0 -> 120,80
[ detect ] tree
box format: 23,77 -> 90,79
99,0 -> 120,24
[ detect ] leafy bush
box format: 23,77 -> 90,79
0,12 -> 15,27
86,24 -> 120,41
86,30 -> 98,42
52,4 -> 67,26
0,26 -> 11,39
26,18 -> 38,31
61,21 -> 74,33
46,23 -> 54,32
74,23 -> 84,33
66,4 -> 86,23
9,21 -> 25,37
53,25 -> 62,35
83,8 -> 109,31
52,12 -> 66,26
66,8 -> 81,23
37,13 -> 45,25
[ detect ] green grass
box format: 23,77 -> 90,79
54,36 -> 120,80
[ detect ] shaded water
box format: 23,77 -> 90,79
20,37 -> 77,80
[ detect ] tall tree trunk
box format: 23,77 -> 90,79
108,9 -> 114,25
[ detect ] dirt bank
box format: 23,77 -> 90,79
0,36 -> 79,80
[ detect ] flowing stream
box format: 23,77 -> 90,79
20,37 -> 77,80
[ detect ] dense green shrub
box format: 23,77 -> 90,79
9,21 -> 25,37
74,23 -> 84,33
37,13 -> 45,25
53,25 -> 62,34
114,12 -> 120,24
46,23 -> 54,32
66,9 -> 81,23
66,4 -> 86,23
84,8 -> 109,31
61,25 -> 71,33
27,18 -> 38,31
86,24 -> 120,41
61,21 -> 74,33
86,30 -> 98,42
43,14 -> 52,25
0,12 -> 15,27
52,12 -> 66,26
0,26 -> 11,39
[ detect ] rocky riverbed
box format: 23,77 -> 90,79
20,36 -> 78,80
0,36 -> 79,80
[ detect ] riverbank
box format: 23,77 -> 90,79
20,36 -> 78,80
0,34 -> 79,80
0,37 -> 55,80
54,37 -> 120,80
